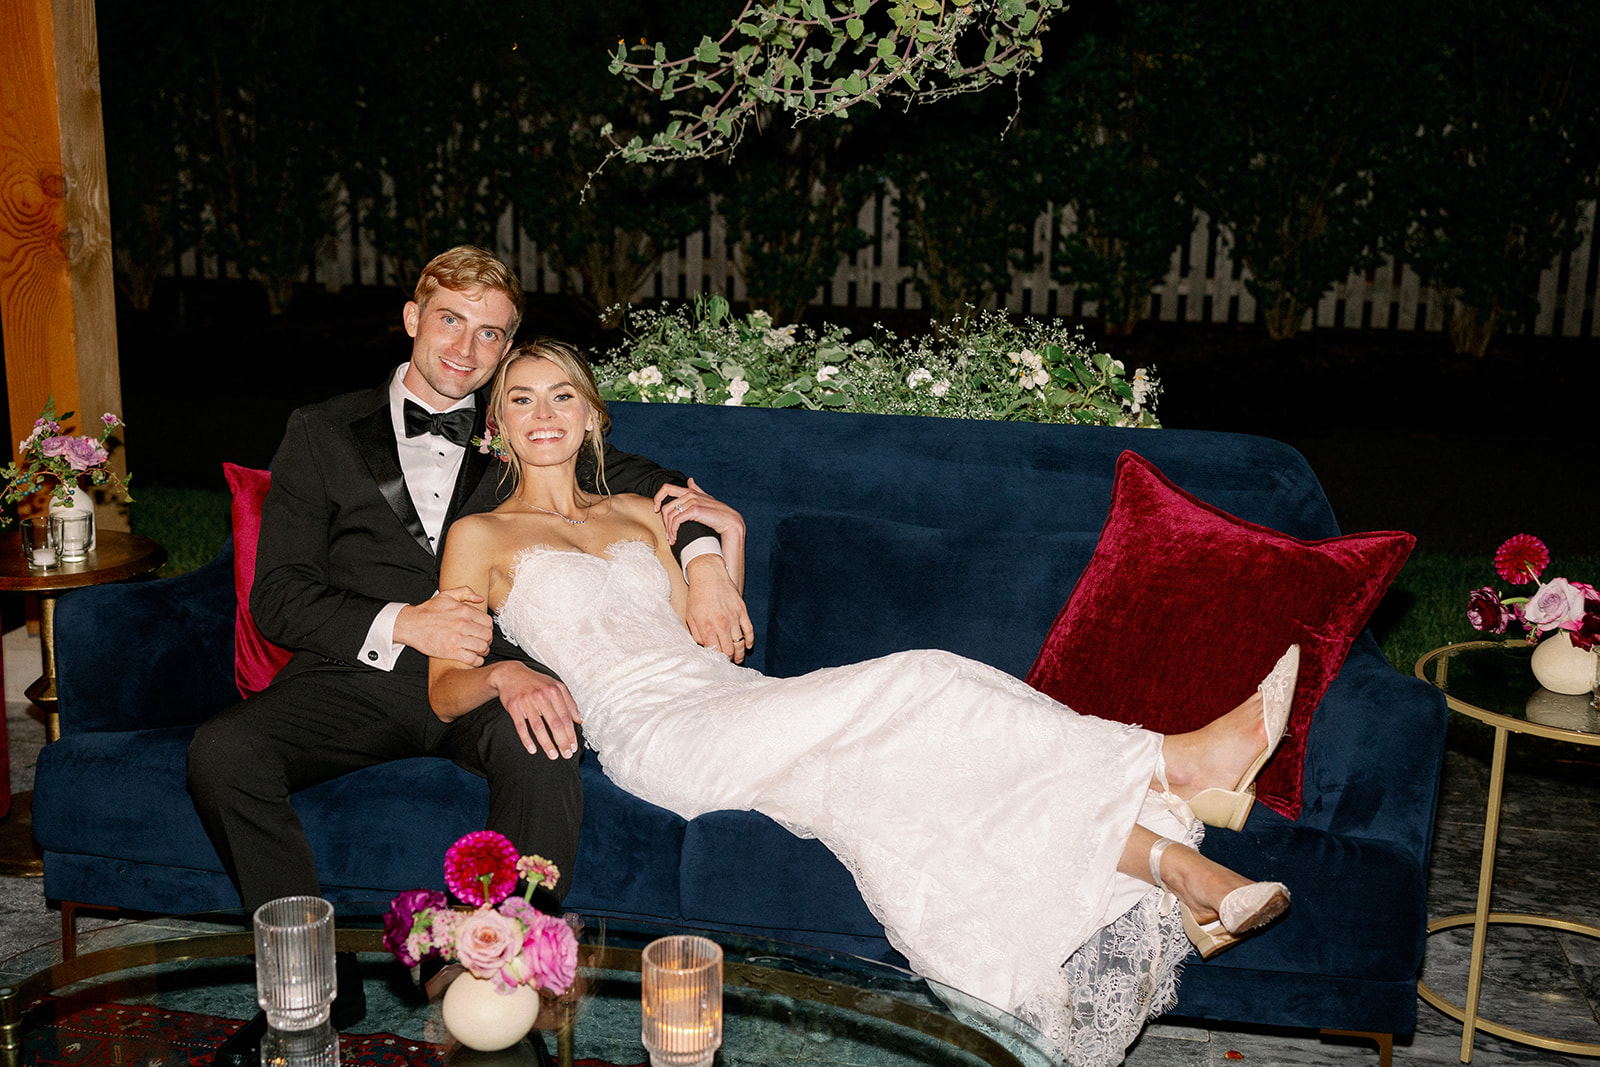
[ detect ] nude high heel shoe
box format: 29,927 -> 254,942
1187,645 -> 1300,830
1148,837 -> 1290,960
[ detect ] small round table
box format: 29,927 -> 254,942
0,528 -> 167,742
0,529 -> 166,877
1414,640 -> 1600,1063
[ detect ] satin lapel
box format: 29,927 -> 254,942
446,406 -> 494,521
350,403 -> 432,554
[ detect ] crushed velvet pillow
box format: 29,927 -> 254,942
1024,450 -> 1414,819
224,463 -> 293,697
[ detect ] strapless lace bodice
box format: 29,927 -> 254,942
493,540 -> 1193,1065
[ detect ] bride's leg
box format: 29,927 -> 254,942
1116,824 -> 1250,924
1147,691 -> 1267,804
1148,645 -> 1299,817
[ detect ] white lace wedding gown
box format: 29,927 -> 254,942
496,540 -> 1198,1065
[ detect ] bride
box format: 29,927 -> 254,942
428,340 -> 1295,1065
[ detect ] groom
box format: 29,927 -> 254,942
187,245 -> 750,917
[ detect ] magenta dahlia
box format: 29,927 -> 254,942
444,830 -> 521,906
1493,534 -> 1550,585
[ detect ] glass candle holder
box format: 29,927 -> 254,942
254,896 -> 337,1031
50,509 -> 92,563
19,516 -> 56,568
640,935 -> 722,1067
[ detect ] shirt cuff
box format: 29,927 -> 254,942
360,601 -> 408,671
679,536 -> 723,581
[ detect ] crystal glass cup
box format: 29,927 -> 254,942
254,896 -> 337,1031
50,510 -> 92,563
640,935 -> 722,1067
20,516 -> 56,568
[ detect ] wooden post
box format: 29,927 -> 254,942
0,0 -> 127,531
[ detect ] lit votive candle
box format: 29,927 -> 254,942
30,547 -> 57,567
641,935 -> 722,1067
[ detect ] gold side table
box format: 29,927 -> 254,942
0,529 -> 167,876
1414,640 -> 1600,1063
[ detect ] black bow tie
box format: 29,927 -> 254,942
402,400 -> 475,448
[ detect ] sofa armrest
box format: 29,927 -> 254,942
1292,630 -> 1450,857
54,541 -> 242,734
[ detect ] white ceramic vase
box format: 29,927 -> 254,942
441,971 -> 540,1052
1530,631 -> 1599,696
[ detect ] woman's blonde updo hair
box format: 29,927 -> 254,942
487,338 -> 611,496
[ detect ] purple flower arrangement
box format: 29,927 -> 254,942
1467,534 -> 1599,650
1,397 -> 132,522
382,831 -> 578,996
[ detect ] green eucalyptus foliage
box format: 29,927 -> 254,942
598,296 -> 1160,427
1397,0 -> 1600,356
603,0 -> 1070,164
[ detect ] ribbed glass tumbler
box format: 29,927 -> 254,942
641,935 -> 723,1067
253,896 -> 337,1031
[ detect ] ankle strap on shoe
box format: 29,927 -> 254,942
1148,836 -> 1179,889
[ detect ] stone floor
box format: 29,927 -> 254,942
1,625 -> 1597,1065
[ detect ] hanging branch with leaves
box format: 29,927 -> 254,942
601,0 -> 1067,164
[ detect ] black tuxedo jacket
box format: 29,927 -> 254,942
251,375 -> 700,679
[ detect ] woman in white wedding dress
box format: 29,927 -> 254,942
428,341 -> 1296,1066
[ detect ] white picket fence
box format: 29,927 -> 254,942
182,192 -> 1600,338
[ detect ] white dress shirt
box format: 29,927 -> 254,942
359,364 -> 723,671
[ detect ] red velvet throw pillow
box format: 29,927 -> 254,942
224,463 -> 294,697
1025,451 -> 1414,819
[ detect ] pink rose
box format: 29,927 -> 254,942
39,435 -> 107,471
454,907 -> 524,978
1523,578 -> 1587,633
504,913 -> 578,994
63,436 -> 108,471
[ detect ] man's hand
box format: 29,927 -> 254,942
493,662 -> 583,760
395,587 -> 494,666
684,555 -> 754,662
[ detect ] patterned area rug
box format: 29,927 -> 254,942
22,1002 -> 640,1067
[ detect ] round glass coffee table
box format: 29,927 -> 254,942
0,913 -> 1060,1066
1414,640 -> 1600,1063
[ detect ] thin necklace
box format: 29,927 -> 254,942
513,494 -> 591,525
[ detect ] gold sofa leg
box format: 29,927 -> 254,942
1322,1028 -> 1393,1066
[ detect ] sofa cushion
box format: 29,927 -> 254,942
223,463 -> 293,697
564,757 -> 686,920
767,511 -> 1099,680
1025,451 -> 1413,819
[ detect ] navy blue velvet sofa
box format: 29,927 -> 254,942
38,404 -> 1446,1056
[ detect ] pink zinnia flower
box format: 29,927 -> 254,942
444,830 -> 521,906
1494,534 -> 1549,585
516,854 -> 561,891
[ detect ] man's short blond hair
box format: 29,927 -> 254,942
413,246 -> 526,336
